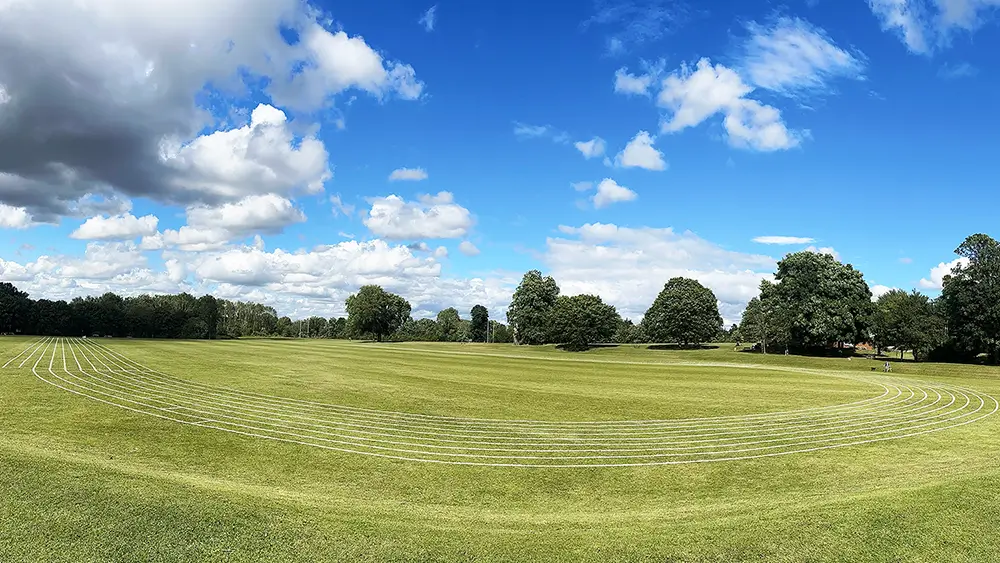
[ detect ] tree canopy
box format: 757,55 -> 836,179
764,252 -> 873,350
642,277 -> 722,347
345,285 -> 411,342
873,289 -> 946,361
5,231 -> 1000,362
469,305 -> 489,342
939,234 -> 1000,363
436,307 -> 462,341
506,270 -> 559,345
548,294 -> 620,350
613,319 -> 646,344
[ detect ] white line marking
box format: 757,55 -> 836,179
20,337 -> 997,467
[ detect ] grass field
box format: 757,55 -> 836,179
2,337 -> 1000,562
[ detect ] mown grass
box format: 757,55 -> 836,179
2,337 -> 1000,562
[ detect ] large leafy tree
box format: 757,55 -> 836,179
939,234 -> 1000,363
765,252 -> 873,350
436,307 -> 462,341
345,285 -> 411,342
613,319 -> 646,344
469,305 -> 489,342
0,282 -> 31,334
739,281 -> 790,353
548,294 -> 620,350
506,270 -> 560,345
872,289 -> 946,361
642,277 -> 722,347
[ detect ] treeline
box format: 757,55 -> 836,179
738,234 -> 1000,364
334,276 -> 727,349
3,233 -> 998,363
0,283 -> 513,343
503,271 -> 725,349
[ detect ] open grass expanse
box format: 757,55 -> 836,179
2,337 -> 1000,562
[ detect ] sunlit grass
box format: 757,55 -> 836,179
2,337 -> 999,562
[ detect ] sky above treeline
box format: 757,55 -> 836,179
0,0 -> 996,324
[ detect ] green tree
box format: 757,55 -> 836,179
613,319 -> 646,344
401,318 -> 442,341
548,294 -> 620,350
436,307 -> 462,341
489,321 -> 513,343
739,281 -> 790,353
469,305 -> 489,342
873,289 -> 946,361
0,282 -> 31,334
507,270 -> 560,345
196,295 -> 220,339
275,316 -> 293,337
765,252 -> 873,350
939,234 -> 1000,363
642,277 -> 722,347
345,285 -> 412,342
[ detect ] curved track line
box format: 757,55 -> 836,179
8,337 -> 998,467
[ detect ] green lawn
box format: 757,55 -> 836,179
2,336 -> 1000,561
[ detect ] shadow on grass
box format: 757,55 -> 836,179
648,344 -> 720,351
555,343 -> 620,352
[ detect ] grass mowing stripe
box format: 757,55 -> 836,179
15,338 -> 996,467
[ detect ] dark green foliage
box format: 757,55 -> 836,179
548,294 -> 620,350
345,285 -> 412,342
613,319 -> 646,344
0,282 -> 30,334
762,252 -> 873,350
396,318 -> 442,341
939,234 -> 1000,364
642,277 -> 722,347
436,308 -> 462,342
488,321 -> 513,343
873,290 -> 947,361
507,270 -> 559,345
325,317 -> 348,339
469,305 -> 489,342
219,300 -> 280,337
739,281 -> 791,353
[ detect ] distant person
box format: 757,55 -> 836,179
884,361 -> 891,373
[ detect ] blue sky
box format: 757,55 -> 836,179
0,0 -> 996,323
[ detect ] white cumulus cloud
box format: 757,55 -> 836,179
592,179 -> 638,209
458,241 -> 480,256
805,245 -> 841,260
161,104 -> 331,202
388,168 -> 429,182
575,137 -> 607,159
0,204 -> 37,229
614,131 -> 667,170
614,68 -> 655,95
0,0 -> 418,221
659,58 -> 801,151
548,223 -> 777,324
753,235 -> 816,244
919,257 -> 970,290
186,194 -> 306,235
870,284 -> 897,300
71,213 -> 159,241
364,192 -> 473,240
